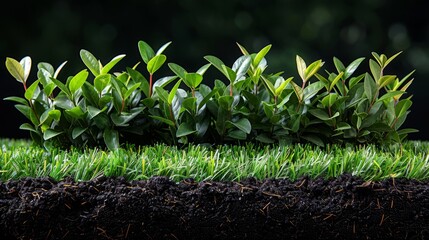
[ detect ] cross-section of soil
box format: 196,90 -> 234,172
1,174 -> 428,240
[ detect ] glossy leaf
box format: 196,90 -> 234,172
138,40 -> 155,64
6,57 -> 26,83
69,69 -> 89,95
103,129 -> 119,151
80,49 -> 100,76
147,54 -> 167,75
176,122 -> 196,137
101,54 -> 126,74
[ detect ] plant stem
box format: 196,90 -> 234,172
149,74 -> 153,97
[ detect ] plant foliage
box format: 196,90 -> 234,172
4,41 -> 418,150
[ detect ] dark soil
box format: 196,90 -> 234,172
1,174 -> 428,240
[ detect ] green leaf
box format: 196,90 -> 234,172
303,81 -> 324,101
296,55 -> 307,82
275,77 -> 293,96
229,118 -> 251,134
127,68 -> 149,97
103,129 -> 119,150
301,134 -> 324,147
24,80 -> 39,101
94,74 -> 111,93
181,97 -> 197,113
155,86 -> 169,103
52,78 -> 71,97
197,63 -> 211,75
72,127 -> 87,139
87,105 -> 105,119
150,115 -> 175,126
53,61 -> 67,79
3,96 -> 28,105
329,72 -> 344,92
378,91 -> 405,103
204,55 -> 226,76
335,122 -> 351,131
344,57 -> 365,79
69,69 -> 89,95
101,54 -> 126,74
384,51 -> 402,67
395,99 -> 412,118
321,93 -> 338,108
236,42 -> 250,56
184,73 -> 203,89
168,63 -> 187,80
138,40 -> 155,64
176,122 -> 196,137
147,54 -> 167,75
369,59 -> 381,81
378,75 -> 396,89
80,49 -> 100,76
65,106 -> 85,118
222,65 -> 237,82
155,41 -> 172,56
123,82 -> 141,100
43,129 -> 62,140
5,57 -> 26,83
111,108 -> 143,126
309,109 -> 339,120
82,82 -> 100,106
262,76 -> 276,96
168,79 -> 182,105
253,44 -> 271,67
304,60 -> 324,81
333,57 -> 345,74
227,129 -> 247,140
19,123 -> 38,133
232,55 -> 251,80
364,73 -> 377,101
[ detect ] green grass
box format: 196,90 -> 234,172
1,138 -> 428,182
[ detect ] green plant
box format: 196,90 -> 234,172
4,40 -> 418,150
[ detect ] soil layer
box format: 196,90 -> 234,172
1,174 -> 428,240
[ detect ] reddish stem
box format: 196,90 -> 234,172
149,74 -> 153,97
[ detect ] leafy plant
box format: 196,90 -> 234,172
4,40 -> 418,150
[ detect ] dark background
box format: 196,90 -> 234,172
1,0 -> 428,140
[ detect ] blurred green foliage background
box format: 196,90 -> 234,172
1,0 -> 428,140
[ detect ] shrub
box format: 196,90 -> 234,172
4,40 -> 417,150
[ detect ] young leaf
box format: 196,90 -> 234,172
344,57 -> 365,79
333,57 -> 345,74
94,74 -> 111,93
155,41 -> 172,56
147,54 -> 167,75
184,73 -> 203,89
138,40 -> 155,64
20,56 -> 32,83
296,55 -> 306,82
101,54 -> 126,75
5,57 -> 26,83
24,80 -> 40,101
168,79 -> 182,105
253,44 -> 272,67
69,69 -> 89,95
232,55 -> 251,80
80,49 -> 100,76
236,42 -> 250,56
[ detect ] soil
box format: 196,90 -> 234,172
1,173 -> 428,240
